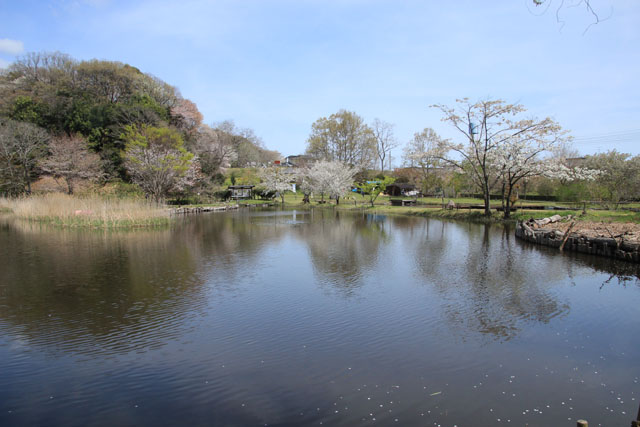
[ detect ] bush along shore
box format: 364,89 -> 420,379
516,215 -> 640,263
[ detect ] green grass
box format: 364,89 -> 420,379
237,199 -> 278,205
275,192 -> 640,224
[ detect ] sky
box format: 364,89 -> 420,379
1,0 -> 639,163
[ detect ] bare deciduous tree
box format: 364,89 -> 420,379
372,118 -> 399,174
402,128 -> 447,195
191,124 -> 237,177
529,0 -> 610,33
0,118 -> 49,194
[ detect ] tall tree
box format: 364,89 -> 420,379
306,110 -> 376,168
0,118 -> 49,194
210,120 -> 280,167
122,125 -> 197,202
171,98 -> 203,138
402,128 -> 447,195
583,151 -> 640,209
432,98 -> 568,217
191,124 -> 237,177
372,118 -> 399,174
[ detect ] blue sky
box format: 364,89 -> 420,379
1,0 -> 638,162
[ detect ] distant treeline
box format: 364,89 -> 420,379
0,51 -> 279,197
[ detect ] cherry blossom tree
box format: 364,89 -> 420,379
432,98 -> 570,217
301,160 -> 358,205
260,166 -> 293,204
40,134 -> 103,194
191,124 -> 237,177
171,98 -> 203,138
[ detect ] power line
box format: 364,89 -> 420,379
568,129 -> 640,150
571,129 -> 640,143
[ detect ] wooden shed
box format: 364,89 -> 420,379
229,185 -> 254,200
386,183 -> 417,197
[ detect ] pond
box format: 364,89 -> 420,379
0,209 -> 638,426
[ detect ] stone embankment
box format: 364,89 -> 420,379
170,205 -> 239,215
515,215 -> 640,263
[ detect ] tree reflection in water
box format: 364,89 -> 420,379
1,209 -> 637,351
0,219 -> 207,355
294,209 -> 389,297
1,210 -> 639,426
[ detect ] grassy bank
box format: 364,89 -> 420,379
0,194 -> 171,228
276,193 -> 640,224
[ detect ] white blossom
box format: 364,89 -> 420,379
298,160 -> 358,204
260,166 -> 293,203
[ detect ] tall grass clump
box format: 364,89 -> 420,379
1,193 -> 170,228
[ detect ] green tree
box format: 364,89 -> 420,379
583,150 -> 640,208
306,110 -> 376,167
122,125 -> 197,202
356,176 -> 395,207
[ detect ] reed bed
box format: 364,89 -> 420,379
0,193 -> 171,228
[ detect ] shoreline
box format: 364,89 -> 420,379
515,216 -> 640,263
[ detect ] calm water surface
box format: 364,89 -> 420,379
0,209 -> 638,426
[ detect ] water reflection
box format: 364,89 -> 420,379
294,210 -> 389,297
0,219 -> 206,356
2,210 -> 638,355
1,210 -> 639,426
390,218 -> 568,341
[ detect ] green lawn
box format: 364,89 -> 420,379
174,192 -> 640,224
279,193 -> 640,223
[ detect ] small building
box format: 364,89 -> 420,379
566,157 -> 586,168
229,185 -> 254,200
386,183 -> 418,197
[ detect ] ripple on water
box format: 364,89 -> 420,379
0,212 -> 638,426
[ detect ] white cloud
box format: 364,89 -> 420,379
0,38 -> 24,55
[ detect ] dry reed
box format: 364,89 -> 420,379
0,193 -> 170,228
